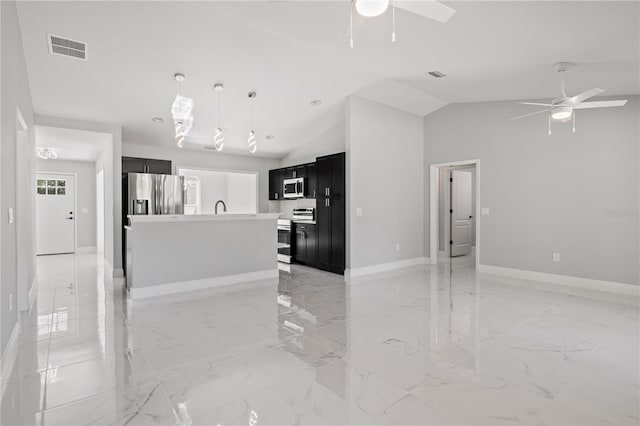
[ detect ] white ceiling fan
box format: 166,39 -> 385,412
348,0 -> 456,47
511,62 -> 628,134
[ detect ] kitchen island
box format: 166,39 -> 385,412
125,213 -> 280,299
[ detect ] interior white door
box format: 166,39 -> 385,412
450,170 -> 472,257
36,174 -> 75,255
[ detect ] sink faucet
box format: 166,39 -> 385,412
215,200 -> 227,215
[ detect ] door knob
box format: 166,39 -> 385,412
66,217 -> 74,220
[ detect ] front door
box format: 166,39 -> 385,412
36,173 -> 75,255
450,170 -> 472,257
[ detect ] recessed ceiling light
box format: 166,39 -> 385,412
213,83 -> 224,92
174,73 -> 186,82
152,117 -> 164,123
310,99 -> 322,106
266,135 -> 274,140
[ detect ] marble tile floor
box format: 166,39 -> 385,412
1,252 -> 638,425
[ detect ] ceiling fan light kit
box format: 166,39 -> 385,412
349,0 -> 456,48
512,62 -> 628,135
355,0 -> 389,17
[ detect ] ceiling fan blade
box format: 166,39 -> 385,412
568,88 -> 604,105
573,100 -> 628,109
518,102 -> 557,107
510,109 -> 550,121
391,1 -> 456,23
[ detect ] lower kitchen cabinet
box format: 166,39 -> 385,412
294,223 -> 317,265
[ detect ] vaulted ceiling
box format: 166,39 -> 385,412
17,1 -> 639,157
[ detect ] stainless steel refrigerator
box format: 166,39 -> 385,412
122,173 -> 185,274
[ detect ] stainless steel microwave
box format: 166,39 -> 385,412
283,177 -> 304,198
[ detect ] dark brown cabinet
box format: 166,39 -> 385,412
268,162 -> 317,200
269,169 -> 285,200
122,156 -> 171,176
305,163 -> 317,198
294,223 -> 316,265
316,152 -> 345,274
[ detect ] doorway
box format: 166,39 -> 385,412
36,173 -> 76,255
429,160 -> 480,269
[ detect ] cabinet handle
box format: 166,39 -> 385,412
326,188 -> 331,197
275,192 -> 278,200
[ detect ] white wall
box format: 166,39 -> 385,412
424,96 -> 640,285
123,142 -> 279,214
280,120 -> 345,168
1,0 -> 36,354
36,159 -> 97,249
347,96 -> 425,270
226,173 -> 257,214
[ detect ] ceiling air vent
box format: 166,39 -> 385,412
427,71 -> 446,78
48,34 -> 87,60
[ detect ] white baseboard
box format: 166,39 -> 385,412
113,268 -> 124,278
129,269 -> 279,300
76,246 -> 97,253
346,257 -> 430,280
477,264 -> 640,297
1,322 -> 21,399
28,276 -> 39,312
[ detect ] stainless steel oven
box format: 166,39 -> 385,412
277,219 -> 292,263
283,177 -> 304,199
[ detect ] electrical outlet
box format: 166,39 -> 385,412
82,208 -> 89,214
9,293 -> 13,311
481,207 -> 490,216
552,253 -> 560,263
356,208 -> 363,216
396,243 -> 400,252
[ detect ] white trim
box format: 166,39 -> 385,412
113,268 -> 124,278
16,107 -> 27,131
76,246 -> 97,253
105,259 -> 114,278
28,276 -> 39,312
36,171 -> 78,253
477,264 -> 640,297
346,257 -> 429,279
1,322 -> 21,399
429,159 -> 480,269
129,269 -> 279,300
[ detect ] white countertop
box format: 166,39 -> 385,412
128,213 -> 281,224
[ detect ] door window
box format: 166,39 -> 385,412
38,178 -> 67,195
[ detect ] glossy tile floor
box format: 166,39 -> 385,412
2,252 -> 639,425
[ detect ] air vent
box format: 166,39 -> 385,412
48,34 -> 87,60
427,71 -> 446,78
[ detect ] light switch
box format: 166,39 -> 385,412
356,208 -> 363,216
481,208 -> 490,216
8,208 -> 14,224
82,208 -> 89,214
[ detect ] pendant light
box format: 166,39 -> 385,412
247,91 -> 257,154
213,83 -> 224,151
171,73 -> 194,148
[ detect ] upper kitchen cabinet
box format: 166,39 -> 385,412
269,168 -> 285,200
305,163 -> 317,198
268,162 -> 318,200
122,156 -> 172,176
316,152 -> 345,274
